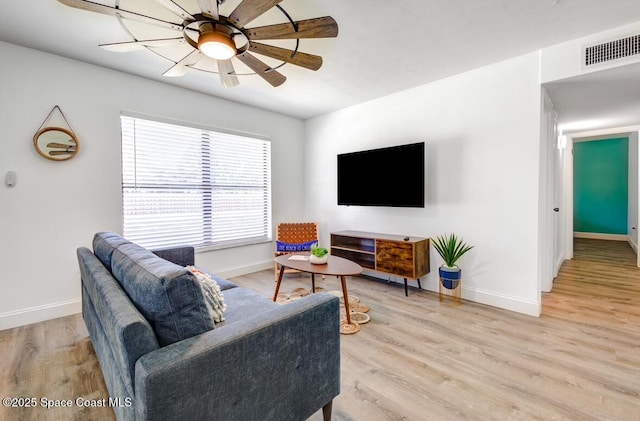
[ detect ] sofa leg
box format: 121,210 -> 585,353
322,400 -> 333,421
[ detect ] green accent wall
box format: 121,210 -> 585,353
574,138 -> 628,235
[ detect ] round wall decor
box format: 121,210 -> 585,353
33,106 -> 79,161
33,126 -> 79,161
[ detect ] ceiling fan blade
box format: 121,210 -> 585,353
248,42 -> 322,71
228,0 -> 284,29
247,16 -> 338,40
217,59 -> 239,88
236,52 -> 286,87
57,0 -> 183,32
163,50 -> 202,77
197,0 -> 219,20
100,38 -> 185,52
153,0 -> 195,22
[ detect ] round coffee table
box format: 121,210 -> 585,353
274,254 -> 363,334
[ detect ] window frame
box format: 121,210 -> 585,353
120,112 -> 273,251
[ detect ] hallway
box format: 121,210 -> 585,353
573,238 -> 637,267
543,238 -> 639,328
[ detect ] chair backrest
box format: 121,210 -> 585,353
277,222 -> 318,244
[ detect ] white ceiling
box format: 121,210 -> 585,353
544,61 -> 640,134
2,0 -> 640,120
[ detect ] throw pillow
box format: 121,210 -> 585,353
187,266 -> 227,323
276,240 -> 318,252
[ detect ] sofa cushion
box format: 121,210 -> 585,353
217,287 -> 279,327
206,271 -> 238,291
111,242 -> 215,346
93,232 -> 130,270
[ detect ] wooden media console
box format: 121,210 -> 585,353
330,230 -> 430,296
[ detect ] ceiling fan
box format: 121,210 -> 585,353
57,0 -> 338,87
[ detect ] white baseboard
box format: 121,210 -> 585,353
0,261 -> 542,330
573,232 -> 628,241
0,261 -> 272,331
0,299 -> 81,331
628,237 -> 638,254
421,278 -> 540,317
216,260 -> 273,280
461,286 -> 541,317
363,271 -> 541,317
554,255 -> 565,278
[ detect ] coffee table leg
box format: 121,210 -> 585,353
340,275 -> 352,324
311,273 -> 316,293
273,265 -> 286,301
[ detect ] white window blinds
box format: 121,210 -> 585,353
121,115 -> 272,250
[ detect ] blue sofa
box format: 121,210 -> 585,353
77,232 -> 340,420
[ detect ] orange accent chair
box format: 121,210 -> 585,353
274,222 -> 319,281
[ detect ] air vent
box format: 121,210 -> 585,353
584,34 -> 640,67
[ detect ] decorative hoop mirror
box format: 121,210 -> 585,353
33,126 -> 79,161
33,106 -> 80,161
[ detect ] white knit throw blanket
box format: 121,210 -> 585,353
187,266 -> 227,323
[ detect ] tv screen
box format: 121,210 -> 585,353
337,142 -> 425,207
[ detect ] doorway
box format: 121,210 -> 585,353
562,128 -> 640,268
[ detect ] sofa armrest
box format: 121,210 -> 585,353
151,246 -> 195,267
134,293 -> 340,421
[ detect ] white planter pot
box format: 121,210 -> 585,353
309,254 -> 328,264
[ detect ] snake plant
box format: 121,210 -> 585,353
431,233 -> 473,268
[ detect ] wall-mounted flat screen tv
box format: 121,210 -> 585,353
337,142 -> 425,207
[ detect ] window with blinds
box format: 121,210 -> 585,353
121,115 -> 272,250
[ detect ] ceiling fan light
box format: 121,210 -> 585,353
198,31 -> 236,60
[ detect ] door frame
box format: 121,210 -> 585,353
540,90 -> 562,293
561,125 -> 640,267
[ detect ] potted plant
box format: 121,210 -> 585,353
309,244 -> 329,264
431,233 -> 473,289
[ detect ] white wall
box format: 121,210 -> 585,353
0,41 -> 305,330
304,52 -> 543,316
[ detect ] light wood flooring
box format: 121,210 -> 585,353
573,237 -> 637,267
1,240 -> 638,420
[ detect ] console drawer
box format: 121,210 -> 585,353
376,240 -> 414,278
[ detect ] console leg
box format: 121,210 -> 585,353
404,278 -> 408,296
417,278 -> 422,290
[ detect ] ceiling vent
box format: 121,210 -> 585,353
584,33 -> 640,68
